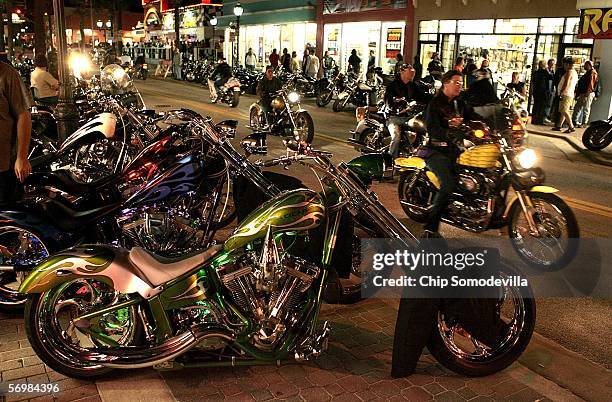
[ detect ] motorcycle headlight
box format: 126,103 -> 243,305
517,149 -> 537,169
287,91 -> 300,103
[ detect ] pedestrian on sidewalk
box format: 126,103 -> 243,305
544,59 -> 556,123
305,48 -> 320,79
172,45 -> 182,80
245,48 -> 256,71
550,59 -> 565,126
322,51 -> 335,78
348,49 -> 361,74
269,49 -> 279,68
453,56 -> 465,73
531,60 -> 552,125
572,60 -> 598,128
280,48 -> 291,72
290,51 -> 300,73
553,57 -> 578,133
413,55 -> 422,80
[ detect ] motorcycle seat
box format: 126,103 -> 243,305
128,245 -> 223,287
369,112 -> 386,121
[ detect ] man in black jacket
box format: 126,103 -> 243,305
256,65 -> 283,126
210,57 -> 232,101
531,60 -> 553,125
422,70 -> 477,238
384,63 -> 429,157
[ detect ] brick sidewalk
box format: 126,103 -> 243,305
161,299 -> 563,402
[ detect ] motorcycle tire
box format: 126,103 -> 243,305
0,224 -> 51,312
508,192 -> 579,271
398,172 -> 431,223
316,89 -> 333,107
231,92 -> 240,108
428,263 -> 535,377
25,288 -> 144,379
332,98 -> 348,113
294,111 -> 315,144
582,124 -> 612,151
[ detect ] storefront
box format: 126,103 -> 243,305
142,1 -> 215,43
317,1 -> 413,76
216,1 -> 316,69
417,17 -> 593,89
412,0 -> 593,93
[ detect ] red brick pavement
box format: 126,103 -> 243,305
0,298 -> 568,401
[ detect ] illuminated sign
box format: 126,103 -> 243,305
579,8 -> 612,39
142,0 -> 222,12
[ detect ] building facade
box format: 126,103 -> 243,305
412,0 -> 594,90
141,0 -> 219,44
215,0 -> 317,69
316,0 -> 414,75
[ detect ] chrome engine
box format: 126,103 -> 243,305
449,169 -> 499,230
216,234 -> 320,351
117,193 -> 208,256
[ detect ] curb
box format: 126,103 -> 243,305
527,128 -> 612,167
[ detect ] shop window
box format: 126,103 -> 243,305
419,20 -> 439,34
324,24 -> 342,64
419,34 -> 437,41
538,18 -> 564,34
439,20 -> 456,34
441,34 -> 456,70
565,18 -> 580,34
563,35 -> 594,45
495,19 -> 538,34
381,22 -> 405,75
458,19 -> 494,34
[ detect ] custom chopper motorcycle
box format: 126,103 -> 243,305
0,109 -> 238,311
249,88 -> 315,144
396,106 -> 579,271
19,116 -> 535,379
332,68 -> 383,113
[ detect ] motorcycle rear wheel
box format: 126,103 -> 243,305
582,124 -> 611,151
231,91 -> 240,108
398,172 -> 432,223
332,98 -> 348,113
428,263 -> 535,377
25,279 -> 143,379
0,225 -> 50,311
359,128 -> 385,152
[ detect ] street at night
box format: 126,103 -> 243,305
1,0 -> 611,401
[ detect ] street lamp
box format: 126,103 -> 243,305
209,15 -> 217,60
233,2 -> 243,68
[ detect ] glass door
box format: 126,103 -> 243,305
418,41 -> 438,78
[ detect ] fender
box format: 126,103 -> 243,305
503,186 -> 560,219
57,113 -> 117,155
249,102 -> 262,114
394,156 -> 426,170
293,108 -> 310,115
19,245 -> 158,298
0,209 -> 77,252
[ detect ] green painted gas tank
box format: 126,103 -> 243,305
347,153 -> 392,185
224,189 -> 326,251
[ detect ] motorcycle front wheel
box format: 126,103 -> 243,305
25,279 -> 143,379
332,97 -> 348,112
231,91 -> 240,108
293,111 -> 315,144
428,263 -> 535,377
316,88 -> 333,107
509,192 -> 579,271
0,225 -> 50,311
359,128 -> 385,153
582,124 -> 611,151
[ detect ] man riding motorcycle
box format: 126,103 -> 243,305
384,63 -> 429,158
210,57 -> 233,102
422,70 -> 478,238
256,65 -> 283,126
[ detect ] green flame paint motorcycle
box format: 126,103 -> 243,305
20,118 -> 535,379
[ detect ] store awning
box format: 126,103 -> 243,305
576,0 -> 612,8
215,8 -> 315,28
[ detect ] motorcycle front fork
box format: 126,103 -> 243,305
515,191 -> 540,236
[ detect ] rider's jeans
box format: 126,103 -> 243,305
387,116 -> 410,158
424,152 -> 457,232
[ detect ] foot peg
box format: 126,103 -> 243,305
294,321 -> 331,362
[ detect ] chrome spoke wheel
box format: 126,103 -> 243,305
0,227 -> 49,308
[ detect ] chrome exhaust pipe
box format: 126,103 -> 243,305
87,325 -> 234,369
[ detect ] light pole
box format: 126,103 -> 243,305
209,15 -> 217,60
52,0 -> 78,141
233,2 -> 243,68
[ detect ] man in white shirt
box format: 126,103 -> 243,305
30,55 -> 59,105
245,48 -> 256,71
553,57 -> 578,133
305,48 -> 319,79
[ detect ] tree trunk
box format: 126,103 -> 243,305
6,0 -> 14,57
32,0 -> 47,56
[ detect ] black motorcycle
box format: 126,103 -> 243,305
315,66 -> 345,107
0,110 -> 238,310
207,77 -> 241,107
234,66 -> 261,95
582,115 -> 612,151
332,70 -> 379,112
249,88 -> 315,144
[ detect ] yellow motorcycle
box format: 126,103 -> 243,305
396,116 -> 579,271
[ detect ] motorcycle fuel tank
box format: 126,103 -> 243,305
224,189 -> 325,251
347,153 -> 392,184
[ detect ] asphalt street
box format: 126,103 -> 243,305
135,78 -> 612,369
